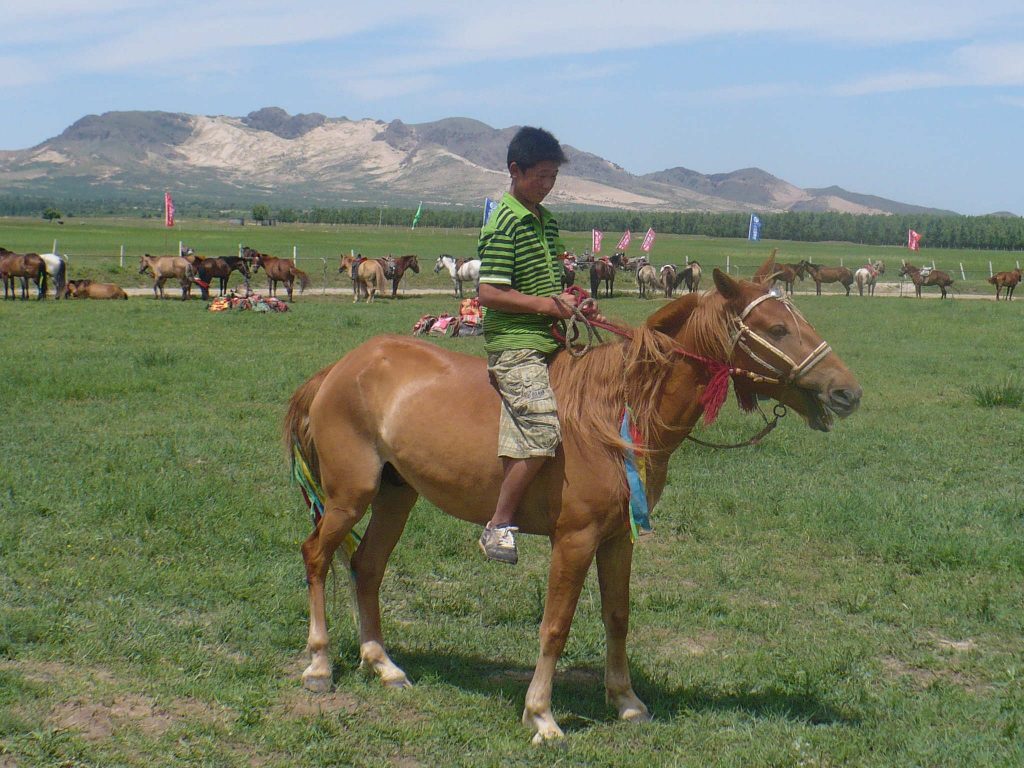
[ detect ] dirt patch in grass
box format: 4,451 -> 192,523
879,654 -> 988,694
49,693 -> 176,741
275,688 -> 361,719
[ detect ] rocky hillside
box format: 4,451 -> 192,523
0,107 -> 958,214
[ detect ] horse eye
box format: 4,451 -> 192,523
769,324 -> 788,338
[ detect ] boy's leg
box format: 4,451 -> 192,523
481,350 -> 561,564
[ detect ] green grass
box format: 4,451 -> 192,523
970,376 -> 1024,408
1,223 -> 1023,766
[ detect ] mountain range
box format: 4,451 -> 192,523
0,107 -> 959,215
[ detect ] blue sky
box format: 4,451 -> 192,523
2,0 -> 1023,215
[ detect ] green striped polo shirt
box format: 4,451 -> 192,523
478,192 -> 565,353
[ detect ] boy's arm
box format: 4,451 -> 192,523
478,283 -> 576,319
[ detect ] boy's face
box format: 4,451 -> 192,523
510,160 -> 560,209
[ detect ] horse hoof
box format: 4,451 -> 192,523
530,729 -> 567,747
301,670 -> 332,693
620,705 -> 652,723
383,675 -> 412,689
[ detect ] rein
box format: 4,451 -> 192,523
551,286 -> 832,447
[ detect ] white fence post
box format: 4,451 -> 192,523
120,245 -> 125,269
726,254 -> 731,275
960,263 -> 966,281
989,261 -> 993,277
52,239 -> 58,255
293,246 -> 297,265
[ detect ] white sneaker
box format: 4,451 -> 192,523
478,525 -> 519,564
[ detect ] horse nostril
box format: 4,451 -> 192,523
829,386 -> 862,412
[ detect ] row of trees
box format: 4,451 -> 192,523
3,194 -> 1022,251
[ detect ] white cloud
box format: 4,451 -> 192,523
835,41 -> 1024,95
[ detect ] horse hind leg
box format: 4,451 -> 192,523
301,450 -> 382,692
352,481 -> 418,687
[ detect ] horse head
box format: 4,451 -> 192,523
138,255 -> 152,275
717,266 -> 860,431
406,255 -> 420,274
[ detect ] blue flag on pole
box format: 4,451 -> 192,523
748,214 -> 762,241
483,197 -> 498,226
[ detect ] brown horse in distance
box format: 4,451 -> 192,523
899,261 -> 954,299
801,260 -> 854,296
339,254 -> 388,303
195,256 -> 252,299
589,257 -> 616,297
378,254 -> 420,297
771,262 -> 806,296
988,268 -> 1021,301
285,253 -> 861,744
244,247 -> 311,302
138,254 -> 195,300
60,279 -> 128,300
674,260 -> 703,293
0,248 -> 48,300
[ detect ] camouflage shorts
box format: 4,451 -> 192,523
487,349 -> 561,459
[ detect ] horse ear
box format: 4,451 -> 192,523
713,268 -> 742,299
646,295 -> 698,338
751,248 -> 778,285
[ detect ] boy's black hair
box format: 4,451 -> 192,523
507,126 -> 567,171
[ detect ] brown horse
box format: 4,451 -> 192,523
0,248 -> 47,300
674,260 -> 702,293
988,268 -> 1021,301
60,279 -> 128,300
660,264 -> 677,297
589,257 -> 616,297
138,254 -> 195,300
377,254 -> 420,297
284,253 -> 861,744
339,254 -> 388,303
800,261 -> 854,296
770,261 -> 806,296
195,256 -> 251,299
244,247 -> 311,302
899,261 -> 954,299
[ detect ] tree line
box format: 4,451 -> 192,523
2,194 -> 1022,251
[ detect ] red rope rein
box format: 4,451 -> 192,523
551,286 -> 774,425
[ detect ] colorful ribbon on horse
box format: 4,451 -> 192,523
620,408 -> 652,542
292,442 -> 361,582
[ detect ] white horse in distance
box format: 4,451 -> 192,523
433,254 -> 480,298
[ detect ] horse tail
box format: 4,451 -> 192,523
284,363 -> 337,491
295,269 -> 311,293
54,258 -> 66,297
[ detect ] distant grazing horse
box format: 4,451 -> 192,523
0,248 -> 48,300
801,261 -> 854,296
195,256 -> 251,299
377,254 -> 420,297
769,258 -> 806,296
284,253 -> 861,745
244,247 -> 311,302
674,261 -> 702,294
854,260 -> 885,297
339,255 -> 388,303
660,264 -> 677,298
60,279 -> 128,300
433,255 -> 481,298
39,253 -> 67,298
139,254 -> 195,300
589,257 -> 616,298
610,251 -> 631,270
636,263 -> 660,298
899,261 -> 953,299
988,268 -> 1021,301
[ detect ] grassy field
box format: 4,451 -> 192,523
1,217 -> 1022,296
1,221 -> 1023,766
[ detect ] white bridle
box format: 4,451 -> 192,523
730,292 -> 832,385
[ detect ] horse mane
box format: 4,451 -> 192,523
549,291 -> 733,458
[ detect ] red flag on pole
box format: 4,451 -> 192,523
164,191 -> 175,228
592,229 -> 603,254
907,229 -> 920,251
616,229 -> 631,251
641,227 -> 656,252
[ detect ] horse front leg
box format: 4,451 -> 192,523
523,528 -> 599,744
596,533 -> 650,723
